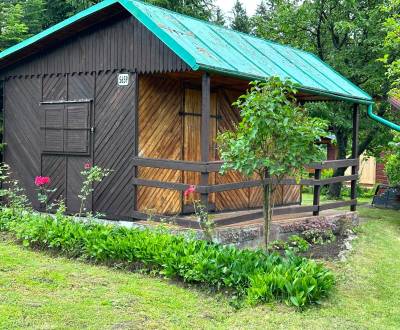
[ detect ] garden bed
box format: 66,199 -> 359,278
0,207 -> 335,308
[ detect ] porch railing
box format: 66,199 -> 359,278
132,157 -> 358,228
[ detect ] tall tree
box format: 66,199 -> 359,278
381,0 -> 400,98
252,0 -> 395,197
212,6 -> 226,26
0,2 -> 28,51
147,0 -> 215,20
230,0 -> 250,33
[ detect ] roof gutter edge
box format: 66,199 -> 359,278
119,0 -> 199,70
367,103 -> 400,132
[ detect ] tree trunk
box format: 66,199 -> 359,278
262,180 -> 273,249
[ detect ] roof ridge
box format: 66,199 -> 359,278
130,0 -> 315,58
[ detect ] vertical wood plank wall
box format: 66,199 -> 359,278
4,77 -> 41,209
1,16 -> 190,79
137,76 -> 301,214
93,71 -> 136,219
137,75 -> 183,214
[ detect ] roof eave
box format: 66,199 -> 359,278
0,0 -> 119,61
198,64 -> 373,105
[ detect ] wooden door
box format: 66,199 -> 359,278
40,74 -> 93,215
183,89 -> 217,212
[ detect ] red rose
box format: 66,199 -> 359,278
184,185 -> 196,197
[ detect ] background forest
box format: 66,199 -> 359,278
0,0 -> 399,197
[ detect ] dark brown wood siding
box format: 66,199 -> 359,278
4,71 -> 136,218
93,71 -> 136,219
4,77 -> 42,208
1,16 -> 190,78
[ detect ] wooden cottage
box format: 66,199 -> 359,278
0,0 -> 373,222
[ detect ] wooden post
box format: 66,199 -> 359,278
351,103 -> 360,211
200,72 -> 210,209
313,169 -> 321,216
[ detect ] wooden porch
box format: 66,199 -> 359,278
132,72 -> 361,226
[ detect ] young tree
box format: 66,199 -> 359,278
217,77 -> 328,247
230,0 -> 250,33
251,0 -> 395,198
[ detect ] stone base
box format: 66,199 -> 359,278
213,211 -> 359,249
111,211 -> 359,250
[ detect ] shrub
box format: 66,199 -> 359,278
0,208 -> 335,308
268,235 -> 310,253
303,228 -> 336,245
384,133 -> 400,186
385,153 -> 400,186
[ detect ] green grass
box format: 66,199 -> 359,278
1,205 -> 400,329
302,192 -> 373,205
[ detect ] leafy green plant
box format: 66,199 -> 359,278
34,176 -> 55,212
217,77 -> 328,247
0,163 -> 30,214
0,207 -> 335,308
78,163 -> 111,217
288,235 -> 310,252
268,235 -> 310,253
247,251 -> 335,307
384,133 -> 400,186
303,228 -> 336,245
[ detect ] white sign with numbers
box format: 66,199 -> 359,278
118,74 -> 129,86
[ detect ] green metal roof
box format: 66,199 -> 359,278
0,0 -> 373,104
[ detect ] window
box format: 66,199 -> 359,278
41,101 -> 91,155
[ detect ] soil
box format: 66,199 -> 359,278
299,236 -> 347,260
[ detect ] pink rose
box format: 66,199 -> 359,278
184,185 -> 196,197
35,176 -> 51,187
84,163 -> 91,170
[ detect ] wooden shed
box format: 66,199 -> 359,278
0,0 -> 373,222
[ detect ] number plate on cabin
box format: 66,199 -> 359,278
118,74 -> 129,86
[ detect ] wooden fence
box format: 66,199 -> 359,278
132,157 -> 359,229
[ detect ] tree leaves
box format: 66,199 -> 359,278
217,77 -> 329,181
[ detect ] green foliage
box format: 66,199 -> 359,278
384,132 -> 400,185
303,228 -> 336,245
0,2 -> 28,51
146,0 -> 215,20
251,0 -> 394,198
230,0 -> 250,33
193,200 -> 215,241
0,163 -> 30,213
218,77 -> 328,180
0,207 -> 334,308
218,77 -> 328,247
269,235 -> 310,253
212,7 -> 225,26
381,0 -> 400,97
78,164 -> 111,217
247,255 -> 334,307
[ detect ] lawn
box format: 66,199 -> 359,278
1,204 -> 400,329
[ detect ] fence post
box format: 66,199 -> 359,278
351,104 -> 360,211
313,169 -> 321,216
200,72 -> 210,210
